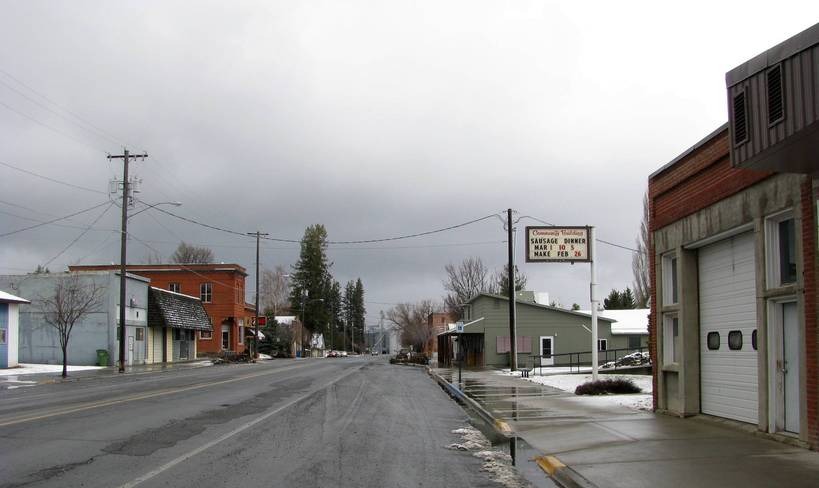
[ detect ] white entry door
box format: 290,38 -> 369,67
539,336 -> 554,366
770,301 -> 800,434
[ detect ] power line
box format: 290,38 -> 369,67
0,159 -> 107,194
39,203 -> 115,270
0,74 -> 125,148
518,215 -> 643,254
148,205 -> 501,245
0,201 -> 112,238
0,99 -> 104,154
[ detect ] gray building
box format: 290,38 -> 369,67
439,293 -> 629,368
0,271 -> 149,366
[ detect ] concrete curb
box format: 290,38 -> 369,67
535,456 -> 598,488
428,368 -> 600,488
427,368 -> 506,437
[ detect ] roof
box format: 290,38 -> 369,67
69,263 -> 248,277
649,123 -> 728,180
275,316 -> 297,325
0,290 -> 30,304
467,293 -> 614,323
580,309 -> 649,335
726,22 -> 819,87
148,287 -> 212,331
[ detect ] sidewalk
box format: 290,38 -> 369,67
0,359 -> 216,387
431,367 -> 819,488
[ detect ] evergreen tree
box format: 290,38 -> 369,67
342,280 -> 355,349
289,225 -> 332,334
352,278 -> 366,351
621,287 -> 637,309
603,289 -> 622,310
494,264 -> 528,296
326,280 -> 342,349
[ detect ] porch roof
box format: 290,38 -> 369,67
148,287 -> 212,331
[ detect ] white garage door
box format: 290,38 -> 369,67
699,232 -> 758,424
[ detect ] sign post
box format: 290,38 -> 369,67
455,321 -> 464,384
525,225 -> 599,381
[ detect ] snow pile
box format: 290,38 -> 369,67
525,374 -> 653,412
448,426 -> 530,488
447,427 -> 490,451
0,363 -> 104,376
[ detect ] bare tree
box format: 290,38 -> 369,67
632,191 -> 651,308
170,241 -> 214,264
443,257 -> 490,317
260,265 -> 291,315
142,249 -> 164,264
37,274 -> 105,378
386,300 -> 438,352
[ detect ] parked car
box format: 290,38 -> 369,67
339,350 -> 348,357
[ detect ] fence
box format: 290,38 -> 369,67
526,346 -> 650,375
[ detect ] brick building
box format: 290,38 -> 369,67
648,22 -> 818,450
70,264 -> 251,356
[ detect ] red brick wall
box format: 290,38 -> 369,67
802,179 -> 818,449
651,129 -> 772,230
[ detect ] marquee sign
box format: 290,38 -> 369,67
525,226 -> 591,263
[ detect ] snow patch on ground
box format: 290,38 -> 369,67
0,363 -> 104,376
448,426 -> 531,488
498,371 -> 654,412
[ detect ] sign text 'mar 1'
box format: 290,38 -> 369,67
525,226 -> 591,263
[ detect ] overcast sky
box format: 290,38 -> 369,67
1,1 -> 817,321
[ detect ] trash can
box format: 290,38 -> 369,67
96,349 -> 110,366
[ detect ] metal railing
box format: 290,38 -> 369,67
526,346 -> 650,375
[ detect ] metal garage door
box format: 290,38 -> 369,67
699,232 -> 758,423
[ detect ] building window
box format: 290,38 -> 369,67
135,328 -> 144,341
200,283 -> 212,303
173,329 -> 181,341
0,328 -> 6,345
707,332 -> 720,350
169,283 -> 181,293
728,330 -> 743,350
200,330 -> 212,340
663,314 -> 679,364
628,335 -> 641,349
766,211 -> 797,287
662,253 -> 678,305
597,339 -> 608,351
752,329 -> 758,350
238,319 -> 244,345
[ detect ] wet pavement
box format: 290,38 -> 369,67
432,367 -> 819,488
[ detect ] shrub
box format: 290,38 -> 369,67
575,378 -> 641,395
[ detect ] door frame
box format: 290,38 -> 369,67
767,297 -> 800,435
539,335 -> 555,366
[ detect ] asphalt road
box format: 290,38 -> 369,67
0,357 -> 514,488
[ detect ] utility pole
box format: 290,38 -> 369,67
108,149 -> 147,373
507,208 -> 517,371
380,310 -> 384,354
247,231 -> 268,359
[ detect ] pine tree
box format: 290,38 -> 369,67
342,280 -> 355,349
326,280 -> 342,349
352,278 -> 366,351
603,289 -> 622,310
289,225 -> 332,333
621,287 -> 637,309
494,264 -> 527,296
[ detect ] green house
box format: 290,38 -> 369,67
439,293 -> 636,368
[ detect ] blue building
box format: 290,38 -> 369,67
1,290 -> 30,368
